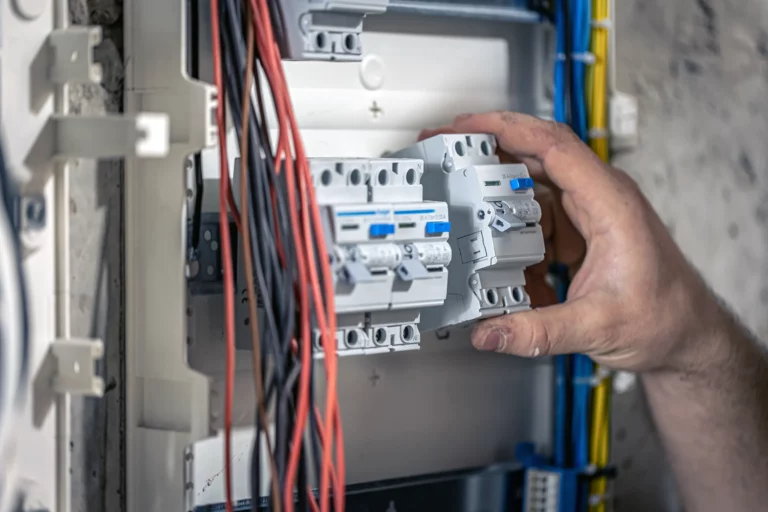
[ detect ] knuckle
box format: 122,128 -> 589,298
547,121 -> 579,146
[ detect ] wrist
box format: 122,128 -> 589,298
658,293 -> 750,380
662,287 -> 741,377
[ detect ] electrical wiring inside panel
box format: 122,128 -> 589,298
184,2 -> 557,511
0,0 -> 625,509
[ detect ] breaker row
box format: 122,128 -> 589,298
191,134 -> 546,356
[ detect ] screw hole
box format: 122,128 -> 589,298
346,330 -> 359,346
486,289 -> 499,306
320,169 -> 333,186
315,32 -> 328,50
402,325 -> 414,342
480,140 -> 492,156
405,168 -> 418,185
343,33 -> 358,52
377,169 -> 389,185
454,141 -> 466,156
512,287 -> 525,303
349,168 -> 362,185
375,328 -> 388,344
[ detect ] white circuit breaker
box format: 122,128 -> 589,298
274,0 -> 388,61
392,134 -> 546,332
309,157 -> 451,355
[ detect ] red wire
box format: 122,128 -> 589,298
245,4 -> 314,511
209,2 -> 235,511
247,3 -> 344,511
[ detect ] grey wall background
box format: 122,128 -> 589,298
65,0 -> 768,510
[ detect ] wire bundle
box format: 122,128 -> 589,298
554,0 -> 594,477
553,0 -> 612,509
208,1 -> 344,511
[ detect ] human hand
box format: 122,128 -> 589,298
424,112 -> 728,373
523,182 -> 585,309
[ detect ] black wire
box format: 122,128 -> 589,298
191,153 -> 205,251
563,0 -> 574,128
218,1 -> 319,508
217,7 -> 281,507
218,2 -> 327,509
218,15 -> 290,491
187,0 -> 205,253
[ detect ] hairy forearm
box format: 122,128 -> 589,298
642,312 -> 768,511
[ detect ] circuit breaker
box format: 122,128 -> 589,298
309,157 -> 451,355
273,0 -> 388,61
392,133 -> 545,331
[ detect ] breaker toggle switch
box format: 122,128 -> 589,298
489,201 -> 527,233
395,244 -> 429,282
340,260 -> 374,285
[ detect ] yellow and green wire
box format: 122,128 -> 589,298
587,0 -> 611,510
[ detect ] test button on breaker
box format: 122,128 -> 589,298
369,223 -> 395,237
426,221 -> 451,235
510,178 -> 534,191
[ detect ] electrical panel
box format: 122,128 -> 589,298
224,139 -> 544,354
274,0 -> 388,61
392,133 -> 545,331
217,139 -> 546,354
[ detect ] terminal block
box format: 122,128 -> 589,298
309,157 -> 451,356
391,134 -> 545,331
273,0 -> 388,61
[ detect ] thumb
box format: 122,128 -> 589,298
471,298 -> 602,357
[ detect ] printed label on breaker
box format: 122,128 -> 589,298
509,199 -> 542,223
412,242 -> 452,266
356,244 -> 402,269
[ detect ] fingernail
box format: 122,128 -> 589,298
455,113 -> 472,121
473,328 -> 507,352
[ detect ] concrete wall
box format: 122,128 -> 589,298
66,0 -> 768,510
611,1 -> 768,511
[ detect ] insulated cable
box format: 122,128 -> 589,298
238,3 -> 282,509
209,1 -> 238,509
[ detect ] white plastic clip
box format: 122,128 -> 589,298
589,491 -> 611,507
50,113 -> 170,159
590,366 -> 612,387
571,52 -> 597,65
591,18 -> 613,29
49,26 -> 103,84
588,127 -> 609,140
51,338 -> 104,396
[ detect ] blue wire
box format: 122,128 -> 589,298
552,263 -> 569,468
552,0 -> 568,471
568,0 -> 589,142
560,3 -> 593,511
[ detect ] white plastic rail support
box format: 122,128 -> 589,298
48,26 -> 103,84
50,338 -> 105,396
124,0 -> 216,509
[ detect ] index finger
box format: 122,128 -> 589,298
452,111 -> 612,197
